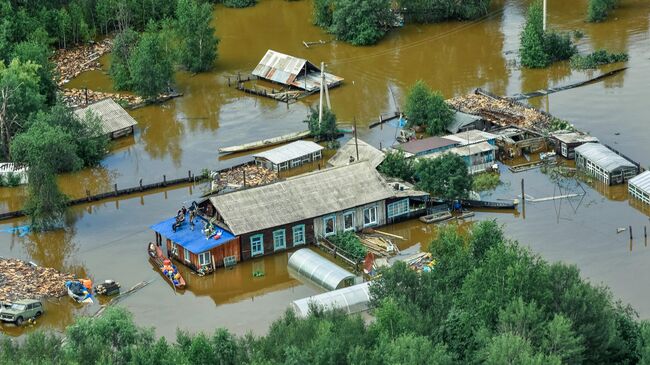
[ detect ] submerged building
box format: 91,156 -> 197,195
575,143 -> 638,185
628,171 -> 650,206
74,98 -> 137,140
253,140 -> 324,172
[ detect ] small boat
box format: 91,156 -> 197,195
65,280 -> 93,304
148,243 -> 186,290
455,211 -> 476,220
419,211 -> 453,224
459,199 -> 518,210
94,280 -> 121,296
218,130 -> 311,154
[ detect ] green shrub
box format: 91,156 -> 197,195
222,0 -> 257,8
328,231 -> 367,261
587,0 -> 618,22
519,1 -> 576,68
549,117 -> 574,132
570,50 -> 629,70
5,172 -> 22,187
379,149 -> 416,182
472,172 -> 501,192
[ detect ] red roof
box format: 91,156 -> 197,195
399,137 -> 458,155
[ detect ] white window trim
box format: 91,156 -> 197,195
387,199 -> 409,219
250,234 -> 264,256
293,224 -> 306,245
273,229 -> 286,251
198,251 -> 211,267
183,248 -> 191,262
323,215 -> 336,237
363,206 -> 378,227
343,211 -> 355,232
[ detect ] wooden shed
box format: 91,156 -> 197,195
252,50 -> 343,92
551,131 -> 599,159
575,143 -> 638,185
253,140 -> 324,172
74,98 -> 137,139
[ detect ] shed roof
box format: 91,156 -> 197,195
208,162 -> 395,235
74,99 -> 137,136
291,282 -> 371,317
150,214 -> 236,254
551,131 -> 599,145
444,129 -> 497,145
423,141 -> 496,159
253,140 -> 324,165
251,50 -> 343,91
575,143 -> 636,173
288,249 -> 356,291
446,110 -> 483,134
629,171 -> 650,193
328,138 -> 386,169
398,137 -> 458,155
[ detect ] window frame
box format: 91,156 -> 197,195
363,206 -> 378,227
183,247 -> 191,263
293,224 -> 306,245
198,251 -> 211,267
343,211 -> 355,232
323,215 -> 336,237
273,229 -> 287,251
250,234 -> 264,256
387,199 -> 409,219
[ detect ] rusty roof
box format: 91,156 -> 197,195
252,50 -> 310,86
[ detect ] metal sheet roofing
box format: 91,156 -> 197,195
288,249 -> 356,291
252,50 -> 343,92
291,281 -> 371,317
253,140 -> 324,165
150,215 -> 236,254
209,162 -> 395,235
328,138 -> 386,169
444,130 -> 497,145
575,143 -> 636,173
423,141 -> 496,159
398,137 -> 458,155
629,171 -> 650,193
74,98 -> 137,135
551,131 -> 599,144
447,110 -> 483,134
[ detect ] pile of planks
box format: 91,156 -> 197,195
403,252 -> 435,273
61,88 -> 142,108
0,258 -> 75,302
215,165 -> 277,189
53,38 -> 113,85
447,93 -> 552,131
358,234 -> 399,257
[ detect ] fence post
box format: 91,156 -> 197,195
86,189 -> 91,202
163,175 -> 166,186
114,184 -> 118,196
188,170 -> 192,182
139,179 -> 143,191
243,170 -> 247,187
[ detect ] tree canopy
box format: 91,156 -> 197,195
587,0 -> 618,22
304,106 -> 338,141
519,1 -> 576,69
176,0 -> 219,72
398,0 -> 491,23
415,153 -> 472,201
128,23 -> 174,100
404,80 -> 453,136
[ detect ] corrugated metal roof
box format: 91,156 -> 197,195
288,249 -> 356,291
629,171 -> 650,193
422,141 -> 496,159
328,138 -> 386,169
74,99 -> 137,135
209,162 -> 395,235
444,130 -> 497,145
575,143 -> 636,173
398,137 -> 458,155
253,141 -> 324,165
446,111 -> 483,134
252,50 -> 343,92
551,131 -> 599,144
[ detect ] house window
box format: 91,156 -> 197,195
291,159 -> 302,168
323,215 -> 336,237
363,206 -> 377,226
561,143 -> 568,157
343,211 -> 355,231
250,234 -> 264,256
387,199 -> 409,218
198,251 -> 211,267
293,225 -> 306,245
273,229 -> 286,251
183,248 -> 190,262
170,243 -> 179,256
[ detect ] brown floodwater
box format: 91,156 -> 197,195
2,0 -> 650,337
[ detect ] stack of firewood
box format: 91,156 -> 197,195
53,39 -> 113,85
0,258 -> 75,302
216,165 -> 278,188
61,88 -> 142,108
447,94 -> 552,130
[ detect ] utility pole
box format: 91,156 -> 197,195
543,0 -> 547,32
319,62 -> 324,130
354,117 -> 359,162
323,63 -> 331,109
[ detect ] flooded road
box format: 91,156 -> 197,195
2,0 -> 650,337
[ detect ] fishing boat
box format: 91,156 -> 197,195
218,130 -> 311,154
147,243 -> 186,290
419,211 -> 453,224
459,199 -> 518,210
65,280 -> 93,304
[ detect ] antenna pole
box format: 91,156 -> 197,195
354,117 -> 359,162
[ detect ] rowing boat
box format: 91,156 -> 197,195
419,211 -> 453,224
218,130 -> 311,154
148,243 -> 186,290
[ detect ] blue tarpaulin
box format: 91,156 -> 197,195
150,215 -> 236,254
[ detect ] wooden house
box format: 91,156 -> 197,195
252,50 -> 343,92
396,136 -> 459,157
550,131 -> 599,159
199,162 -> 428,262
253,140 -> 324,172
575,143 -> 638,185
446,110 -> 490,134
74,98 -> 137,140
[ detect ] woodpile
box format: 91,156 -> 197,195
358,234 -> 399,257
61,88 -> 142,108
403,252 -> 435,273
53,39 -> 113,85
0,258 -> 75,302
447,93 -> 552,131
213,165 -> 277,191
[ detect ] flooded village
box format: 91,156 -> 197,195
1,0 -> 650,356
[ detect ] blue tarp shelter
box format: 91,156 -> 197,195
150,215 -> 236,254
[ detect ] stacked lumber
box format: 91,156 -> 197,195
53,39 -> 113,85
214,165 -> 277,190
0,258 -> 75,302
447,93 -> 552,131
403,252 -> 435,273
61,88 -> 142,108
358,234 -> 399,257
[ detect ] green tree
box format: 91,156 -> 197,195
477,332 -> 561,365
404,80 -> 453,136
304,106 -> 338,141
128,23 -> 174,99
222,0 -> 257,8
11,36 -> 58,105
329,0 -> 395,46
109,28 -> 140,90
541,314 -> 585,364
381,334 -> 454,365
378,149 -> 415,182
414,153 -> 472,201
588,0 -> 618,22
398,0 -> 491,23
176,0 -> 219,72
313,0 -> 333,27
468,219 -> 503,261
519,1 -> 548,68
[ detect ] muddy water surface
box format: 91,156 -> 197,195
2,0 -> 650,337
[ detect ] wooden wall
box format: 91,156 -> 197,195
239,219 -> 314,261
166,237 -> 241,271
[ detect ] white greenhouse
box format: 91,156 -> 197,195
287,249 -> 355,290
291,282 -> 371,317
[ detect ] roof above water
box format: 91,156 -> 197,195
444,129 -> 497,145
575,143 -> 637,173
150,214 -> 236,254
209,162 -> 395,235
291,281 -> 371,317
287,249 -> 356,291
551,131 -> 599,144
629,171 -> 650,193
328,138 -> 386,169
398,137 -> 458,155
74,99 -> 137,135
447,110 -> 484,133
424,141 -> 496,160
253,140 -> 324,165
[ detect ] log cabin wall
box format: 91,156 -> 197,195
239,219 -> 314,261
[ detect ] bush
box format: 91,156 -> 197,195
323,0 -> 395,46
588,0 -> 618,22
328,231 -> 367,261
399,0 -> 491,23
222,0 -> 257,7
404,80 -> 454,136
378,149 -> 416,182
472,172 -> 501,192
519,1 -> 576,68
313,0 -> 333,27
570,50 -> 629,70
304,106 -> 338,141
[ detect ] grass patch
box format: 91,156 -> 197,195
570,50 -> 628,70
472,172 -> 501,192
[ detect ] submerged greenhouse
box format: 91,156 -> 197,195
291,282 -> 371,317
287,249 -> 355,290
